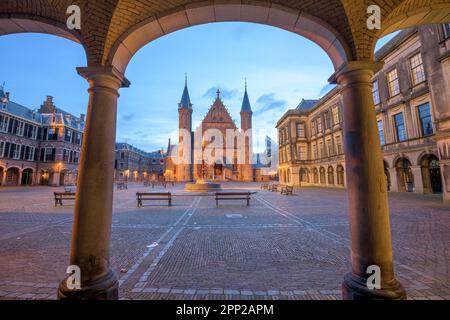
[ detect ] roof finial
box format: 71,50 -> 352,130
245,78 -> 247,91
216,88 -> 220,99
185,73 -> 188,86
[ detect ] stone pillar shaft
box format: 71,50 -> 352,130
58,66 -> 129,300
333,61 -> 406,300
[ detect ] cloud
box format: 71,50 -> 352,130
254,93 -> 287,115
122,114 -> 135,121
203,86 -> 239,100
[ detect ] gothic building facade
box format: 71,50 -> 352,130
277,24 -> 450,202
168,80 -> 254,182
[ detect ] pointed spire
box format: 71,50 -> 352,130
179,74 -> 192,109
241,79 -> 252,113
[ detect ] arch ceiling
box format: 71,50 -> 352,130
0,0 -> 449,73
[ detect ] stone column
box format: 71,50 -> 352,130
58,66 -> 129,300
388,167 -> 399,192
17,170 -> 23,186
331,61 -> 406,300
1,169 -> 6,186
411,166 -> 424,194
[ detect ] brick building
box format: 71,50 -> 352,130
114,142 -> 165,182
0,90 -> 84,186
277,25 -> 450,201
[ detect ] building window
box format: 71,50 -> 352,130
45,148 -> 56,162
377,120 -> 385,145
16,121 -> 24,136
418,103 -> 434,136
312,144 -> 318,160
0,141 -> 4,158
319,141 -> 324,158
65,129 -> 72,142
394,112 -> 407,142
296,123 -> 306,138
372,80 -> 380,105
311,121 -> 317,136
335,136 -> 343,155
317,117 -> 323,133
410,53 -> 426,85
0,114 -> 9,132
387,68 -> 400,97
12,144 -> 21,159
326,139 -> 333,156
332,106 -> 340,125
298,145 -> 307,161
47,128 -> 58,141
324,112 -> 331,130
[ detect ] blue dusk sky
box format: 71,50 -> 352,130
0,22 -> 397,153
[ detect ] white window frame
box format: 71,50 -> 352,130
387,68 -> 400,97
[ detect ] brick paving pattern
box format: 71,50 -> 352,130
0,183 -> 449,300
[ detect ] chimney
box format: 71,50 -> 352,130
5,92 -> 10,100
80,113 -> 85,122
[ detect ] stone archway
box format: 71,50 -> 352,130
108,3 -> 352,74
313,168 -> 319,184
327,166 -> 335,186
337,165 -> 345,187
21,168 -> 34,186
5,167 -> 20,186
319,167 -> 326,185
420,154 -> 443,194
10,0 -> 450,301
395,158 -> 414,192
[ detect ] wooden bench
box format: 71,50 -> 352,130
136,192 -> 172,207
215,192 -> 252,207
54,192 -> 76,207
269,183 -> 279,192
280,185 -> 294,195
117,182 -> 128,190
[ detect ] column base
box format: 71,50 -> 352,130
57,269 -> 119,300
342,272 -> 407,300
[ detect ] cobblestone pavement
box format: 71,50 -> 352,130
0,183 -> 448,300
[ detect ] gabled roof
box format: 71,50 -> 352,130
202,90 -> 236,128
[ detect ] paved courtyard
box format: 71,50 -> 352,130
0,182 -> 448,300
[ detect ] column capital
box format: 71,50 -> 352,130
77,66 -> 131,88
329,61 -> 384,84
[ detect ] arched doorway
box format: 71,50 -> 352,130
319,167 -> 326,185
420,154 -> 442,194
327,166 -> 335,186
300,168 -> 309,184
396,158 -> 414,193
337,165 -> 345,187
21,169 -> 34,186
5,167 -> 20,186
313,168 -> 319,184
40,170 -> 51,186
60,170 -> 69,186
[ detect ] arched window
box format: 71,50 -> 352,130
319,167 -> 326,185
